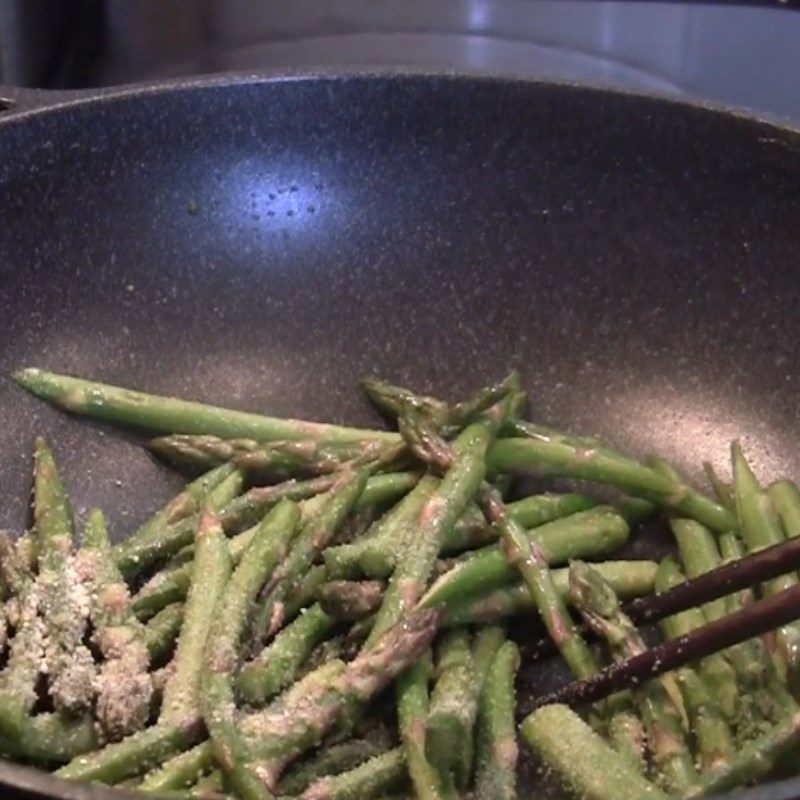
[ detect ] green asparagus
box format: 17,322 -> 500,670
283,565 -> 329,623
241,607 -> 442,790
471,624 -> 507,688
57,507 -> 231,784
144,603 -> 185,666
122,462 -> 237,564
441,560 -> 657,627
420,507 -> 630,611
671,518 -> 773,727
704,461 -> 735,510
202,500 -> 301,800
114,468 -> 244,579
732,442 -> 800,685
479,483 -> 599,681
10,368 -> 800,800
150,434 -> 395,478
326,491 -> 596,580
325,475 -> 440,580
278,732 -> 395,796
362,372 -> 519,432
138,741 -> 216,793
688,710 -> 800,796
673,666 -> 733,771
14,368 -> 398,445
317,581 -> 384,621
520,704 -> 668,800
769,480 -> 800,539
0,712 -> 99,764
251,466 -> 368,642
132,471 -> 416,621
33,439 -> 96,716
718,531 -> 798,726
655,557 -> 739,722
426,629 -> 478,788
80,508 -> 154,741
297,746 -> 408,800
367,423 -> 491,646
396,660 -> 449,800
236,603 -> 336,707
570,560 -> 698,794
488,437 -> 734,530
474,640 -> 519,800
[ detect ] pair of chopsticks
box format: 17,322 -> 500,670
525,535 -> 800,712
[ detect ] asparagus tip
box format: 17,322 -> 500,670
568,560 -> 619,617
147,436 -> 175,458
12,367 -> 40,388
730,440 -> 746,464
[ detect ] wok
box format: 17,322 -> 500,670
0,71 -> 799,800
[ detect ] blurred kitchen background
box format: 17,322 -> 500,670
1,0 -> 799,121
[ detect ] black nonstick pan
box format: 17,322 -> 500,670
1,71 -> 800,800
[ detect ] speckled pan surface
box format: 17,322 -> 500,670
0,72 -> 799,799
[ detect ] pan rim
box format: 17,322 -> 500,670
1,65 -> 800,141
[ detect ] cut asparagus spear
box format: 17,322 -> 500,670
251,466 -> 369,642
241,607 -> 442,790
521,704 -> 669,800
317,581 -> 385,622
0,712 -> 99,765
150,434 -> 395,478
397,660 -> 449,800
113,468 -> 244,579
57,507 -> 231,784
361,373 -> 520,431
570,561 -> 698,794
0,581 -> 45,739
33,439 -> 95,716
79,508 -> 153,741
479,483 -> 600,682
123,462 -> 237,563
237,603 -> 336,707
138,741 -> 216,793
14,368 -> 398,444
201,499 -> 301,800
673,666 -> 733,771
278,732 -> 395,796
488,436 -> 734,531
426,629 -> 478,789
769,480 -> 800,540
732,442 -> 800,686
296,746 -> 408,800
441,560 -> 657,627
474,640 -> 519,800
687,710 -> 800,796
471,624 -> 506,688
55,723 -> 201,785
367,423 -> 492,647
655,557 -> 739,722
420,507 -> 630,611
144,603 -> 185,667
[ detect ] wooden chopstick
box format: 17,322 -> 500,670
524,582 -> 800,713
526,534 -> 800,662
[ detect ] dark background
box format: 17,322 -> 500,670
2,1 -> 800,120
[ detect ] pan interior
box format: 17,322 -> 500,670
1,74 -> 800,800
